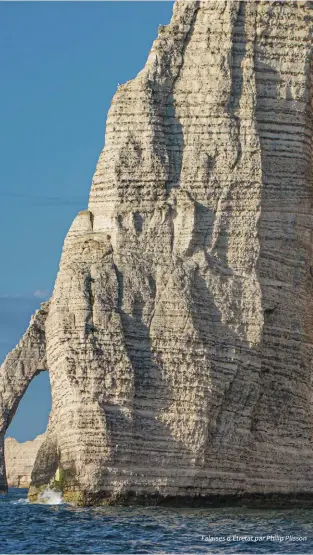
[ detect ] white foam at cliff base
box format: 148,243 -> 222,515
11,498 -> 29,505
39,488 -> 63,505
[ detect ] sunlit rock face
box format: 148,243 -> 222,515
5,435 -> 45,488
2,0 -> 313,505
0,304 -> 48,491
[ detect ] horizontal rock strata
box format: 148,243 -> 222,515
0,304 -> 48,491
2,0 -> 313,505
5,435 -> 45,488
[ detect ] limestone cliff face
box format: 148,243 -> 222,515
0,304 -> 48,491
2,0 -> 313,504
5,435 -> 45,488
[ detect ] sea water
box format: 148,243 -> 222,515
1,488 -> 313,554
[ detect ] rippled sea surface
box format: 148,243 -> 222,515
1,489 -> 313,554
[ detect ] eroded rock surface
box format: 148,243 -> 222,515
5,435 -> 45,488
2,0 -> 313,504
0,304 -> 48,490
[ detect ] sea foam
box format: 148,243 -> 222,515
39,488 -> 63,505
11,497 -> 30,505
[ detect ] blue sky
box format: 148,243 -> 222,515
0,1 -> 174,441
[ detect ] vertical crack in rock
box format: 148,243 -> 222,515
228,1 -> 246,170
162,2 -> 201,194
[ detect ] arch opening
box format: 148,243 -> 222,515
4,371 -> 51,489
6,371 -> 51,443
0,303 -> 49,491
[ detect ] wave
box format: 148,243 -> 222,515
11,497 -> 30,505
10,488 -> 63,505
38,488 -> 63,505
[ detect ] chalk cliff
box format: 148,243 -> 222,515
5,435 -> 45,488
0,304 -> 48,491
2,0 -> 313,505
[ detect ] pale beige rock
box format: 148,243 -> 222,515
5,435 -> 45,488
0,303 -> 48,491
2,0 -> 313,505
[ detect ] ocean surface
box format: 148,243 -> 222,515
1,488 -> 313,554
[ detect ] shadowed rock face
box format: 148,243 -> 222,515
2,0 -> 313,505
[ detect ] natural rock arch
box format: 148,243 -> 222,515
0,303 -> 48,491
2,1 -> 313,505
